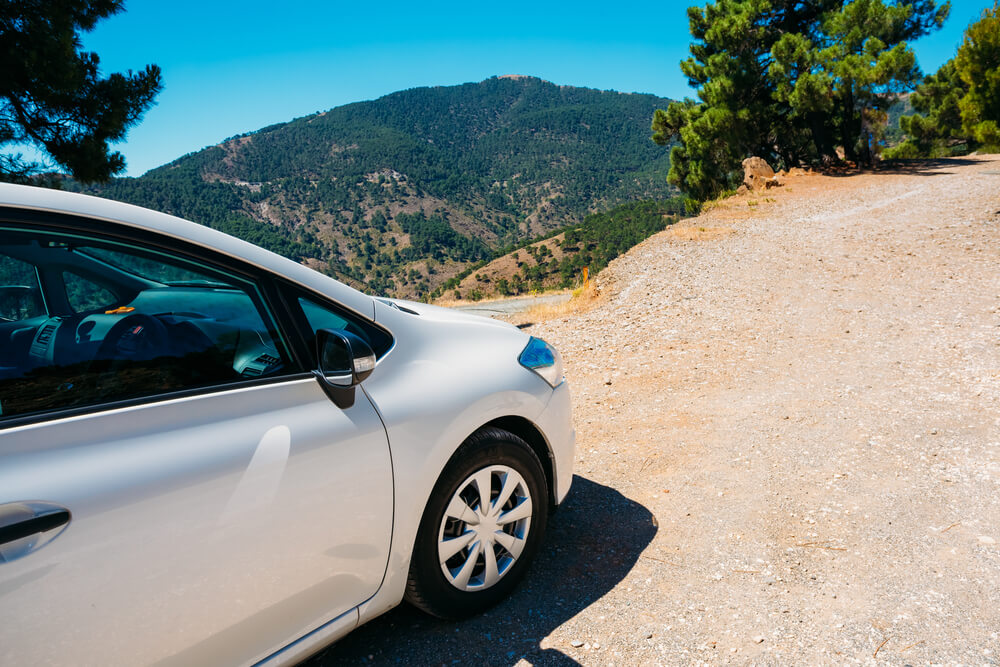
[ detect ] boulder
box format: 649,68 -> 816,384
742,157 -> 778,190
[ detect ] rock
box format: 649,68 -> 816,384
743,156 -> 775,179
570,640 -> 584,648
753,635 -> 765,644
742,157 -> 775,191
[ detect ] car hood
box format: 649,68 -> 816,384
376,298 -> 522,333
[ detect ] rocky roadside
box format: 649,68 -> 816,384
314,156 -> 1000,666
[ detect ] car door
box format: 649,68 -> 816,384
0,219 -> 393,666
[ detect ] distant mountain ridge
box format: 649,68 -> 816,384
72,76 -> 676,298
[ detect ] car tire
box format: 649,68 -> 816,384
404,426 -> 549,620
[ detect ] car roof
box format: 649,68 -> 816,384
0,182 -> 375,319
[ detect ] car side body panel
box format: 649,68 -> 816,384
0,378 -> 393,666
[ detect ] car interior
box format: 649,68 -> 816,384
0,230 -> 288,420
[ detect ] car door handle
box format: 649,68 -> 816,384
0,502 -> 71,549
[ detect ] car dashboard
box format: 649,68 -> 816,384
0,287 -> 285,420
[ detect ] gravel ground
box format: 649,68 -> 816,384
311,156 -> 1000,666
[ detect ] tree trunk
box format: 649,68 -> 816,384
859,107 -> 873,169
841,91 -> 858,164
808,112 -> 834,162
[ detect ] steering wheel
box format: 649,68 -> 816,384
93,313 -> 171,365
85,313 -> 172,401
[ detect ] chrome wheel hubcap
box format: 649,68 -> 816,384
437,465 -> 532,591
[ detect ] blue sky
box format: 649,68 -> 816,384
76,0 -> 994,176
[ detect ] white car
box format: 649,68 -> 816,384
0,183 -> 574,666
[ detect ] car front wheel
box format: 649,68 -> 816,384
404,427 -> 549,619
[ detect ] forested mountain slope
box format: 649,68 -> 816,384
448,199 -> 687,300
70,76 -> 676,298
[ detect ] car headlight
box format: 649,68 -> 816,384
518,336 -> 564,388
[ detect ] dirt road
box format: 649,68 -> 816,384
314,156 -> 1000,665
453,292 -> 573,316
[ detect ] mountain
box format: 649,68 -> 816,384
70,76 -> 676,299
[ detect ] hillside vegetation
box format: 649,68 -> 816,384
653,0 -> 951,200
70,76 -> 677,299
446,199 -> 687,300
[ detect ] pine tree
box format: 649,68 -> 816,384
653,1 -> 838,201
885,61 -> 969,157
889,3 -> 999,157
955,2 -> 1000,149
0,1 -> 162,184
654,0 -> 949,200
786,0 -> 948,165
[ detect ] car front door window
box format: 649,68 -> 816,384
0,227 -> 295,422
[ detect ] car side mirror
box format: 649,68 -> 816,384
312,329 -> 376,409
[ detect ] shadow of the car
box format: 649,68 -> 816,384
307,475 -> 657,666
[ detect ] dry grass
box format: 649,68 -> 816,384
699,191 -> 737,213
513,282 -> 602,323
434,296 -> 472,308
